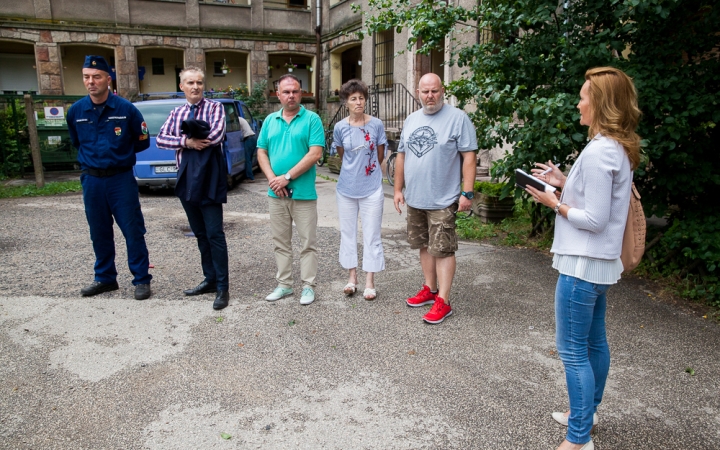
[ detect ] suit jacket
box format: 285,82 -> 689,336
175,119 -> 228,205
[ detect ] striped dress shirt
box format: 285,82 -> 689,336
156,98 -> 226,166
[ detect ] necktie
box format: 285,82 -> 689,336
190,104 -> 197,119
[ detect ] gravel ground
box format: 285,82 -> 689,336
0,173 -> 719,449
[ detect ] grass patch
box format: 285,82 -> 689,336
0,180 -> 82,199
456,200 -> 554,250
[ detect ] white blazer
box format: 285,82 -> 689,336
551,134 -> 632,260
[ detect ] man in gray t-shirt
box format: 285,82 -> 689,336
393,73 -> 478,324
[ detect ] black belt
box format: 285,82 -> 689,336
82,167 -> 132,177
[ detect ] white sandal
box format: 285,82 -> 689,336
343,283 -> 357,296
363,288 -> 377,301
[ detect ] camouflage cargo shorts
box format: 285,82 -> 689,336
406,204 -> 459,258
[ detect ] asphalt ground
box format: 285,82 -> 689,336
0,167 -> 719,449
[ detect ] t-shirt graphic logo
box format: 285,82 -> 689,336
407,126 -> 437,158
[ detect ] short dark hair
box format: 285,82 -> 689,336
339,79 -> 368,102
277,74 -> 301,89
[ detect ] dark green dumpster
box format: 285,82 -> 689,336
36,121 -> 78,169
33,96 -> 84,170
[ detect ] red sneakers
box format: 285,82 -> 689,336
423,297 -> 453,324
406,285 -> 437,307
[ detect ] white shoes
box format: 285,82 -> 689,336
300,286 -> 315,305
265,286 -> 315,305
552,411 -> 599,427
580,440 -> 594,450
265,287 -> 293,301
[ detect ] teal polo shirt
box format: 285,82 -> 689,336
257,106 -> 325,200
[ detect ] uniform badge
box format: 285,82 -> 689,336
141,122 -> 148,135
92,60 -> 97,66
115,127 -> 122,136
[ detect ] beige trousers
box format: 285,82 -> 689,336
268,197 -> 318,288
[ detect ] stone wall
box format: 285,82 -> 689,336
0,25 -> 316,99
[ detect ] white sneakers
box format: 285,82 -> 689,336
265,287 -> 293,301
265,286 -> 315,305
300,287 -> 315,305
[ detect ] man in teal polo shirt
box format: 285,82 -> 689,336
257,74 -> 325,305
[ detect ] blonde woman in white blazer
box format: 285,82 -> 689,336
527,67 -> 642,450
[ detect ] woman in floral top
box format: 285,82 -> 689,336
332,79 -> 388,300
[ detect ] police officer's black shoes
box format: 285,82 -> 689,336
134,283 -> 151,300
81,281 -> 119,297
213,291 -> 229,310
184,280 -> 217,296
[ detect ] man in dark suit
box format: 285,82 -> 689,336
156,66 -> 230,310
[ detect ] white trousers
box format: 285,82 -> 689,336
336,185 -> 385,273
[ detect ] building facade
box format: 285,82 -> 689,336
0,0 -> 478,117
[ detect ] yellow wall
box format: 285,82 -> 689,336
60,45 -> 114,95
204,51 -> 249,91
137,48 -> 184,93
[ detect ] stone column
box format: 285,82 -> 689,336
185,48 -> 204,70
37,30 -> 62,95
251,42 -> 268,88
251,0 -> 263,32
186,0 -> 200,29
113,0 -> 130,25
33,0 -> 52,19
116,38 -> 138,99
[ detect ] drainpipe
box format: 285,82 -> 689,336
315,0 -> 321,111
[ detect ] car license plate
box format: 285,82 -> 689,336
155,165 -> 177,174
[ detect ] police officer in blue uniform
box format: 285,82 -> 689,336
67,55 -> 153,300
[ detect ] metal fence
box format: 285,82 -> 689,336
326,83 -> 421,134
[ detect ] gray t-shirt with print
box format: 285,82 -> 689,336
398,104 -> 478,210
332,116 -> 388,198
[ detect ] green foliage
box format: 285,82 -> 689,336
0,99 -> 30,177
358,0 -> 720,304
455,211 -> 498,240
231,79 -> 269,120
455,200 -> 553,249
0,180 -> 82,199
643,213 -> 720,306
474,181 -> 508,197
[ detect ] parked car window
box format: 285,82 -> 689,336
134,103 -> 176,136
224,103 -> 241,132
240,104 -> 253,122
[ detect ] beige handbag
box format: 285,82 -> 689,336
621,183 -> 646,272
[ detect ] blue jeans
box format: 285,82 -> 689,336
180,199 -> 229,291
244,135 -> 257,180
81,170 -> 151,285
555,274 -> 611,444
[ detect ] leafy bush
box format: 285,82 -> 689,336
455,212 -> 498,240
474,181 -> 507,198
358,0 -> 720,305
231,79 -> 269,121
0,99 -> 30,177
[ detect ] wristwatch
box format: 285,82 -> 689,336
461,191 -> 474,200
284,172 -> 292,181
554,202 -> 565,214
